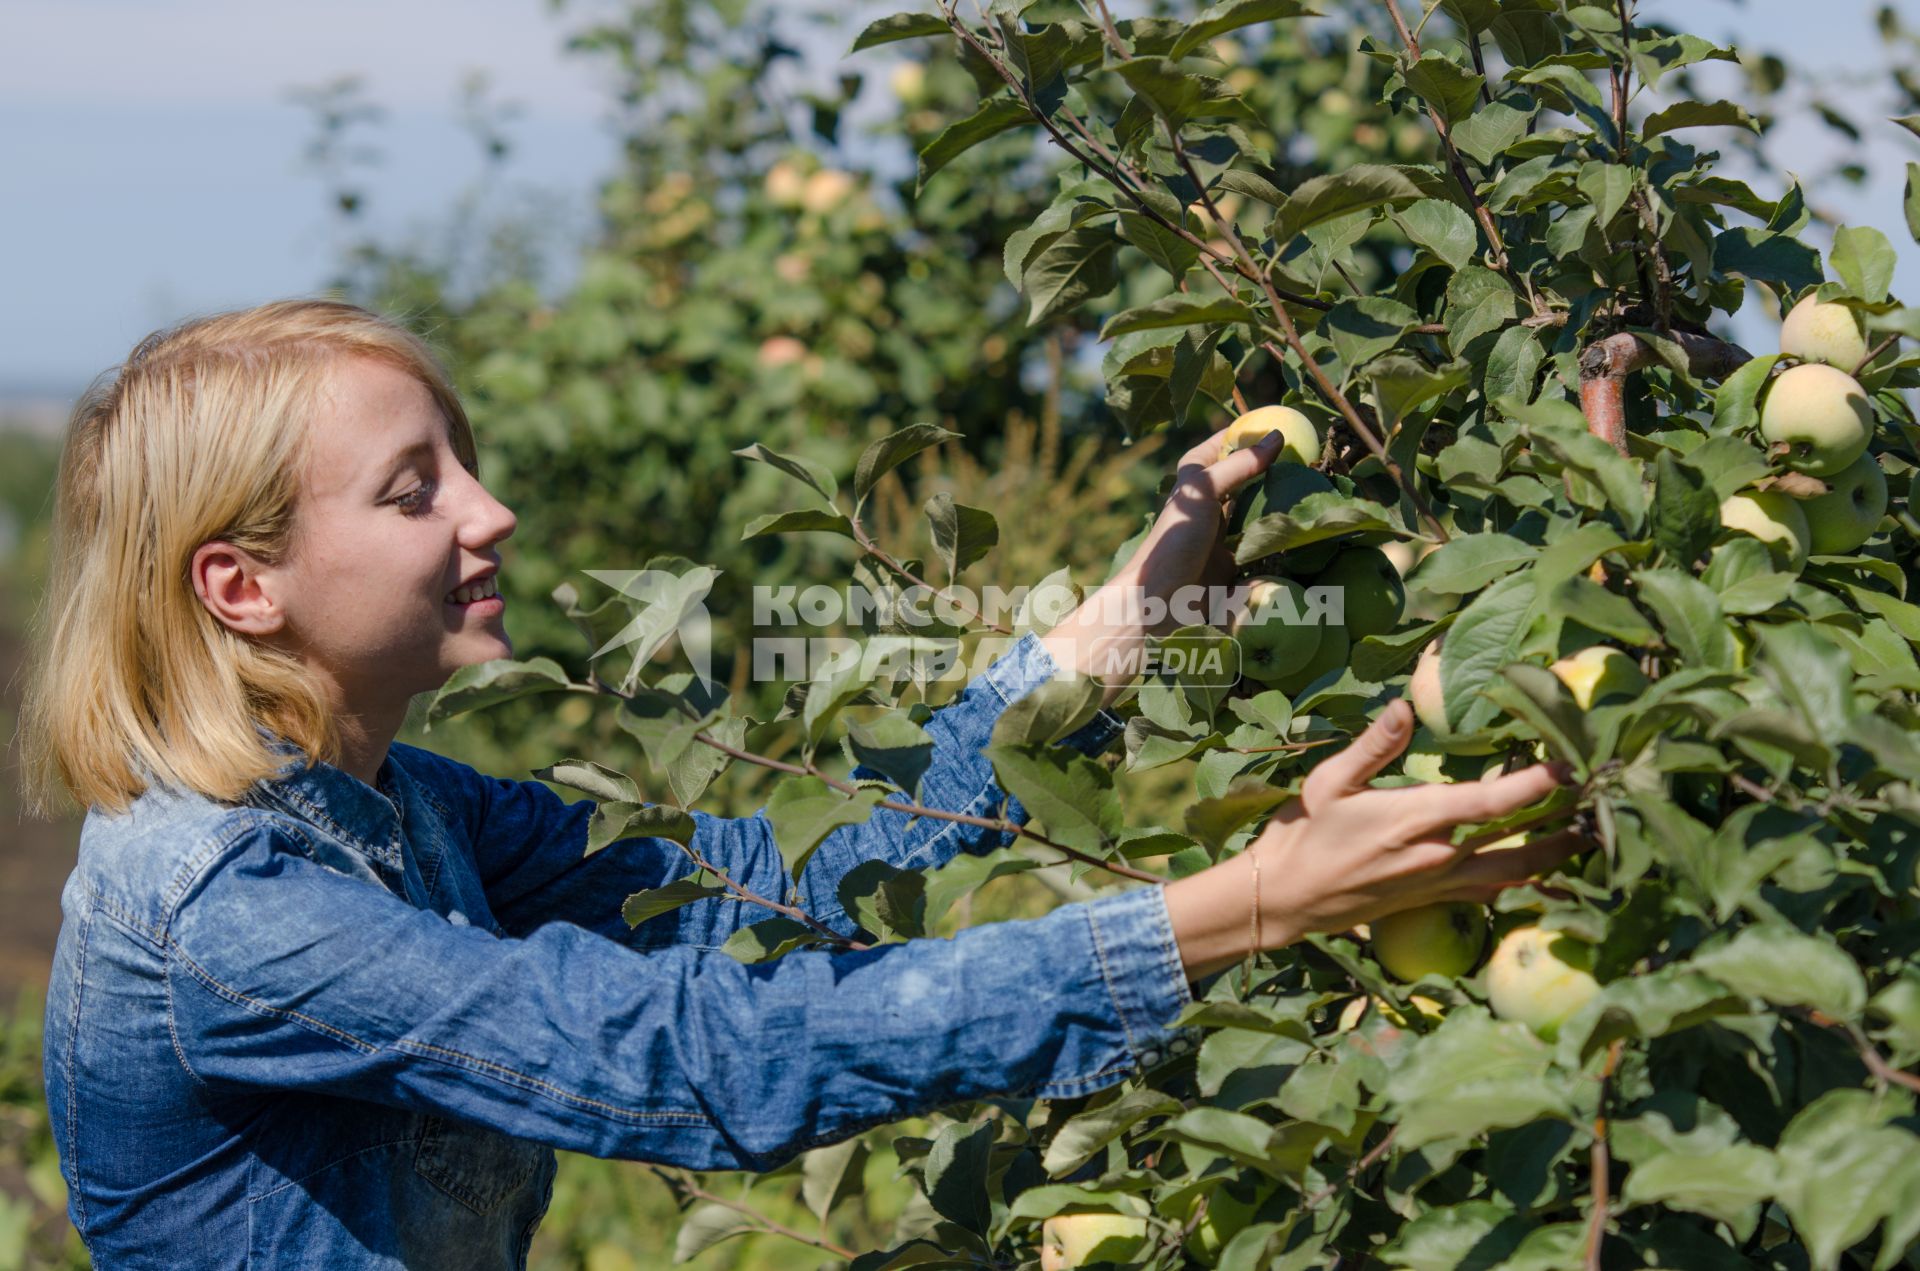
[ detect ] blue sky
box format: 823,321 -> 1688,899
1,1 -> 1915,398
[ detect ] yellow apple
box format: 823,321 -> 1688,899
1719,490 -> 1812,571
1219,405 -> 1320,466
1229,576 -> 1324,685
1796,450 -> 1888,556
1040,1213 -> 1148,1271
1780,295 -> 1868,370
1484,925 -> 1601,1041
1409,639 -> 1453,736
1371,901 -> 1489,981
763,160 -> 807,208
756,336 -> 808,369
889,62 -> 928,106
801,169 -> 858,215
1759,363 -> 1875,476
1549,646 -> 1649,709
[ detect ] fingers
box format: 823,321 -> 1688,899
1446,829 -> 1589,890
1390,763 -> 1570,839
1211,429 -> 1286,498
1303,700 -> 1414,807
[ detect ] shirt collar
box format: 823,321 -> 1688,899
248,725 -> 408,872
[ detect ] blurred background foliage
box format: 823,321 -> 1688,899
3,0 -> 1917,1266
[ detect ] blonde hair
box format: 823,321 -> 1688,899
17,298 -> 478,816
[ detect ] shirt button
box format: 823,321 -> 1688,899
1139,1046 -> 1164,1067
1168,1035 -> 1194,1056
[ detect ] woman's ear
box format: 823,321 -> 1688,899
190,541 -> 287,637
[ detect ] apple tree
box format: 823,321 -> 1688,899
431,1 -> 1920,1266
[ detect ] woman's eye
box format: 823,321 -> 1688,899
393,479 -> 438,516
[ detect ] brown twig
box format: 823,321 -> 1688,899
1300,1127 -> 1399,1212
1585,1038 -> 1625,1270
1854,333 -> 1901,376
679,841 -> 869,949
653,1170 -> 860,1260
1611,0 -> 1633,158
1803,1009 -> 1920,1096
1382,0 -> 1511,274
1576,331 -> 1752,454
846,517 -> 1013,635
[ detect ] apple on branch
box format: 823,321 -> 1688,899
1218,404 -> 1321,467
1228,576 -> 1323,686
1039,1213 -> 1148,1271
1312,546 -> 1406,639
1719,489 -> 1812,572
1371,900 -> 1489,982
1484,925 -> 1601,1041
1794,450 -> 1888,556
1779,295 -> 1868,370
1759,363 -> 1875,477
1549,646 -> 1648,710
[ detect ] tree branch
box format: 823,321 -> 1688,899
1577,332 -> 1752,454
653,1170 -> 861,1260
1585,1038 -> 1624,1270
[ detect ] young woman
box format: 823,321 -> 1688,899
19,299 -> 1577,1268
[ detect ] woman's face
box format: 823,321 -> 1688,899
263,355 -> 519,711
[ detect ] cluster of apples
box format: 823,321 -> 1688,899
1218,406 -> 1409,691
1721,296 -> 1889,568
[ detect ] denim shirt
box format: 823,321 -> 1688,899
43,633 -> 1198,1270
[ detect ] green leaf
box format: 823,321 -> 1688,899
590,802 -> 696,856
621,873 -> 725,928
1634,568 -> 1736,670
1620,1145 -> 1778,1228
1324,297 -> 1418,374
763,777 -> 886,878
991,674 -> 1105,748
722,917 -> 825,964
1022,225 -> 1120,325
1113,58 -> 1260,130
1516,408 -> 1648,532
917,97 -> 1031,190
1483,663 -> 1591,769
984,742 -> 1123,854
849,12 -> 949,52
1269,165 -> 1426,246
1377,1201 -> 1534,1270
1167,0 -> 1316,60
1396,198 -> 1478,270
1100,295 -> 1255,339
1440,570 -> 1540,732
1383,1008 -> 1573,1150
1642,99 -> 1759,138
1183,775 -> 1290,853
925,1119 -> 995,1234
802,1137 -> 871,1225
673,1202 -> 756,1262
1403,50 -> 1486,125
533,757 -> 641,804
1650,452 -> 1720,565
1774,1090 -> 1920,1269
1235,492 -> 1400,562
1713,229 -> 1823,292
847,709 -> 935,798
1692,924 -> 1868,1018
1710,354 -> 1781,436
1042,1088 -> 1183,1175
1410,533 -> 1537,595
742,508 -> 855,540
732,441 -> 839,505
1576,161 -> 1634,225
425,657 -> 575,728
837,859 -> 927,941
1905,163 -> 1920,247
1832,224 -> 1898,303
1546,574 -> 1659,646
1115,210 -> 1200,278
855,423 -> 961,508
924,491 -> 999,580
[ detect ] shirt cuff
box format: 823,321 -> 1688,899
976,631 -> 1126,758
1049,885 -> 1200,1094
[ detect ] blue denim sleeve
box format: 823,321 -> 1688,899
456,632 -> 1124,944
165,814 -> 1195,1171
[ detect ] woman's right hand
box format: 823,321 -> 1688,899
1162,699 -> 1585,979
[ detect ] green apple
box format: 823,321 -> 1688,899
1273,621 -> 1349,695
1796,450 -> 1888,555
1549,646 -> 1649,710
1219,404 -> 1320,466
1230,577 -> 1324,685
1719,490 -> 1812,571
1780,295 -> 1868,370
1759,363 -> 1874,476
1040,1213 -> 1148,1271
1484,925 -> 1601,1041
1371,901 -> 1489,982
889,62 -> 928,106
1186,1180 -> 1270,1267
1312,547 -> 1407,639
